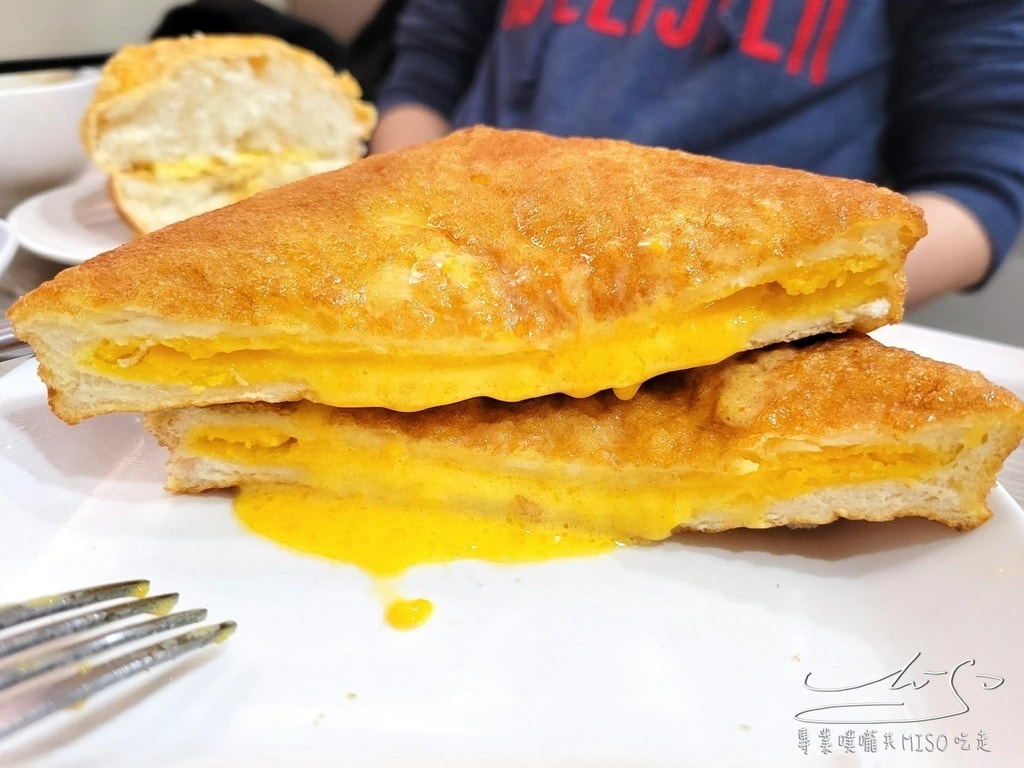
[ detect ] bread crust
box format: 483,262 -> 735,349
14,126 -> 922,335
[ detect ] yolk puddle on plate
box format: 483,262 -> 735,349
233,483 -> 625,630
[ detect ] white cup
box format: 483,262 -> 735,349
0,218 -> 17,278
0,67 -> 101,215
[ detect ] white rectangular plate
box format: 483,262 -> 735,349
1,359 -> 1022,767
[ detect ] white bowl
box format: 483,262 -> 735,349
0,67 -> 101,215
0,218 -> 17,278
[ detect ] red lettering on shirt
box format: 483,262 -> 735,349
630,0 -> 657,34
501,0 -> 544,30
739,0 -> 782,64
654,0 -> 713,48
586,0 -> 628,36
810,0 -> 848,85
553,0 -> 582,25
786,0 -> 826,76
501,0 -> 848,87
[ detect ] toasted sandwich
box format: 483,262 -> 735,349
145,334 -> 1024,536
81,34 -> 377,234
8,127 -> 925,424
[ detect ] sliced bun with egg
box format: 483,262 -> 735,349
81,34 -> 376,234
9,127 -> 923,424
145,334 -> 1024,534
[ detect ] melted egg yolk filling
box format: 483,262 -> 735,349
187,416 -> 973,581
85,260 -> 891,410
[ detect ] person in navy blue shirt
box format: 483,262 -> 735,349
370,0 -> 1024,308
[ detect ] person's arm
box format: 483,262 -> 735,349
885,0 -> 1024,305
903,193 -> 992,308
371,104 -> 450,154
370,0 -> 500,154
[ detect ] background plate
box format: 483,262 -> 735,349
1,358 -> 1022,767
7,169 -> 132,265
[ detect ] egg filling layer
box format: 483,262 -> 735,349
85,263 -> 892,410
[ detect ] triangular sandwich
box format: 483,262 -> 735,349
9,127 -> 924,423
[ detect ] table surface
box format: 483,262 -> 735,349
2,246 -> 1023,508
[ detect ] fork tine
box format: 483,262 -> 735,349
0,581 -> 151,631
0,609 -> 208,693
0,619 -> 237,739
0,594 -> 180,658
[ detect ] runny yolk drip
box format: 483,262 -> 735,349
372,579 -> 436,631
233,483 -> 625,629
384,598 -> 433,631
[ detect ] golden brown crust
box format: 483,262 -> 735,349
87,35 -> 330,106
12,126 -> 922,341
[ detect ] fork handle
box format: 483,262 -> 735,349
0,319 -> 32,361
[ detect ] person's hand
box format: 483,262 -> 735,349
370,103 -> 451,154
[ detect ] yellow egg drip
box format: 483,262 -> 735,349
384,598 -> 434,631
234,483 -> 622,577
233,483 -> 624,629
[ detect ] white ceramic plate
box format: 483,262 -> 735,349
0,218 -> 17,278
7,169 -> 132,265
1,357 -> 1023,767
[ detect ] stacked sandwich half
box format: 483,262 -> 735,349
8,127 -> 1024,547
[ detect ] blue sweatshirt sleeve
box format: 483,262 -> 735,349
884,0 -> 1024,277
376,0 -> 500,117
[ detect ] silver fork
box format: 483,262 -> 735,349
0,580 -> 236,739
0,319 -> 32,361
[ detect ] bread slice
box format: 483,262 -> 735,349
145,334 -> 1024,535
81,34 -> 376,233
9,127 -> 924,423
